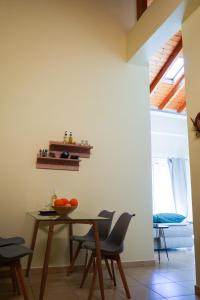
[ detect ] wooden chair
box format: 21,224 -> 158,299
68,210 -> 115,275
80,212 -> 135,300
0,244 -> 32,300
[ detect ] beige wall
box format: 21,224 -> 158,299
183,6 -> 200,288
0,0 -> 153,267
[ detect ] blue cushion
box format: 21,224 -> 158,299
153,215 -> 158,223
153,213 -> 186,223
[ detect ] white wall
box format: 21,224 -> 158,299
151,111 -> 189,158
183,5 -> 200,287
0,0 -> 154,267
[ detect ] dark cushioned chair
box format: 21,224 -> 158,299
80,212 -> 135,299
68,210 -> 115,275
0,243 -> 32,300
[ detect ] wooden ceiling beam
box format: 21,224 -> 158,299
177,100 -> 186,113
137,0 -> 148,20
162,85 -> 185,111
158,74 -> 185,110
150,38 -> 183,93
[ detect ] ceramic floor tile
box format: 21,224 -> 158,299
0,295 -> 29,300
131,272 -> 173,285
166,295 -> 200,300
115,273 -> 142,287
176,281 -> 196,292
0,288 -> 34,300
128,285 -> 165,299
75,287 -> 127,300
0,249 -> 197,300
160,271 -> 195,282
151,282 -> 194,298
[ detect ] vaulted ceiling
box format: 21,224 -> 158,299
147,0 -> 186,113
149,31 -> 186,113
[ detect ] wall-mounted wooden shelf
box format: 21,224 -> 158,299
36,141 -> 93,171
49,141 -> 93,158
36,155 -> 80,171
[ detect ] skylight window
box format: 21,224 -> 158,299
164,57 -> 184,84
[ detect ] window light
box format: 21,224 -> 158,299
164,57 -> 184,84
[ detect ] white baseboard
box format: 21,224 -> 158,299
29,260 -> 155,275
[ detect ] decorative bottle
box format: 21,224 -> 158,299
51,193 -> 57,206
68,132 -> 73,144
63,131 -> 68,144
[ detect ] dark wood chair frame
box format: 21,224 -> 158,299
68,210 -> 115,276
1,258 -> 30,300
79,212 -> 135,299
80,252 -> 131,300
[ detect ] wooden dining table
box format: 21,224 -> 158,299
26,211 -> 109,300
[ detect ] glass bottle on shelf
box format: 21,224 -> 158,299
68,132 -> 73,144
63,131 -> 68,144
51,191 -> 57,206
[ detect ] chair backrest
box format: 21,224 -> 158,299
106,212 -> 135,248
87,210 -> 115,240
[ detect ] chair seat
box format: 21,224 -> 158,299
83,240 -> 123,255
0,237 -> 25,247
71,234 -> 94,243
0,245 -> 32,262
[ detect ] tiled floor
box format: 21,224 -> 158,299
0,249 -> 199,300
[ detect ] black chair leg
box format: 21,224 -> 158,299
116,255 -> 131,299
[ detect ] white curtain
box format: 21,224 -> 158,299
152,157 -> 192,220
168,158 -> 192,221
185,160 -> 193,221
152,158 -> 175,214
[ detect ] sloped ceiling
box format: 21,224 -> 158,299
147,0 -> 186,113
149,31 -> 186,113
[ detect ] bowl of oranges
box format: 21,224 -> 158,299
52,198 -> 78,216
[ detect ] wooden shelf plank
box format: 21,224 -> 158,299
50,141 -> 93,149
36,156 -> 80,171
49,141 -> 93,158
36,163 -> 79,171
37,156 -> 81,162
36,141 -> 93,171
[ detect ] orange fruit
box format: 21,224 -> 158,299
61,198 -> 69,204
70,198 -> 78,207
54,198 -> 68,206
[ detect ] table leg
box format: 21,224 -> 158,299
159,228 -> 162,264
26,219 -> 39,277
156,228 -> 161,264
93,221 -> 105,300
161,228 -> 169,261
69,223 -> 73,265
39,221 -> 54,300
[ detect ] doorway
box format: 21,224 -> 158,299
149,31 -> 194,264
